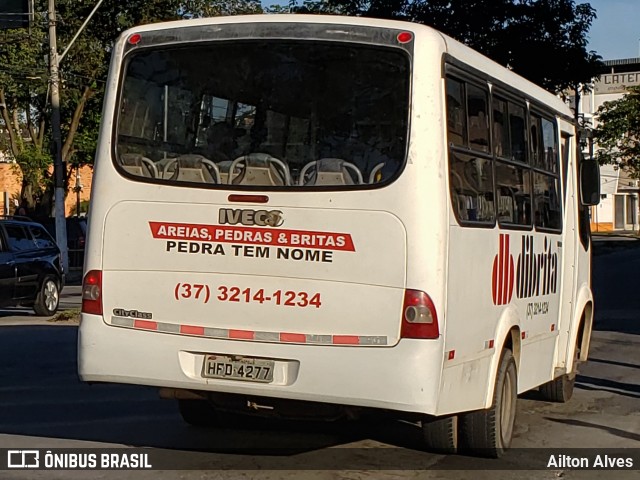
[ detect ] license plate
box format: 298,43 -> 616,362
202,355 -> 274,383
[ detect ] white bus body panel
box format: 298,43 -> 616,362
79,320 -> 444,412
102,201 -> 407,343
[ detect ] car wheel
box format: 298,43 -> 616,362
33,276 -> 60,316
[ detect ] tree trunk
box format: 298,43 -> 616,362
0,89 -> 21,158
37,117 -> 46,152
62,85 -> 94,162
26,106 -> 38,145
11,98 -> 21,145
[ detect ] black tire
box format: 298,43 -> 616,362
178,400 -> 220,427
539,374 -> 575,403
33,276 -> 60,316
539,341 -> 580,403
421,415 -> 458,454
459,349 -> 517,458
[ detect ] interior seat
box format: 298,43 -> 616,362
298,158 -> 363,186
120,153 -> 158,178
228,153 -> 291,186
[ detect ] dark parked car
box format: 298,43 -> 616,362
40,216 -> 87,270
0,216 -> 64,316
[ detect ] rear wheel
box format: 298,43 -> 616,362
421,415 -> 458,454
459,349 -> 517,458
33,276 -> 60,316
539,341 -> 580,403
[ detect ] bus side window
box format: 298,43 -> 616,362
508,103 -> 527,163
533,116 -> 561,231
541,117 -> 558,173
533,173 -> 561,230
450,152 -> 494,223
492,98 -> 510,159
495,161 -> 531,226
467,84 -> 489,152
529,114 -> 543,167
446,77 -> 466,147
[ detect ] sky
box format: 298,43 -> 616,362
585,0 -> 640,60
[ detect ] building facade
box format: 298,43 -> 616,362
0,163 -> 93,217
577,57 -> 640,232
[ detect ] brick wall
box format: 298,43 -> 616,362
0,163 -> 93,216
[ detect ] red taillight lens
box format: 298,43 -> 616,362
82,270 -> 102,315
400,289 -> 439,339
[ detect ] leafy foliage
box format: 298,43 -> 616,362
277,0 -> 603,94
594,86 -> 640,178
14,145 -> 52,189
0,0 -> 260,215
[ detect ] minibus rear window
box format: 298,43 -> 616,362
115,40 -> 410,189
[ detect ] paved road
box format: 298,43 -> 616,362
0,286 -> 81,326
0,240 -> 638,479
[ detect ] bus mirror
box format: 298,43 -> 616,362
580,159 -> 600,206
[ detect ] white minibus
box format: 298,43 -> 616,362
78,14 -> 600,457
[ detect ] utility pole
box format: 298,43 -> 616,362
48,0 -> 68,273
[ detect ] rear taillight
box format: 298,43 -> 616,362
400,289 -> 439,339
82,270 -> 102,315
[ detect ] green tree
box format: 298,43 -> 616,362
593,86 -> 640,178
0,0 -> 260,215
276,0 -> 603,96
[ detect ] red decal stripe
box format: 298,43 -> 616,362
332,335 -> 359,344
279,333 -> 307,343
503,235 -> 510,305
134,320 -> 158,330
180,325 -> 205,335
507,254 -> 514,303
492,256 -> 498,305
229,329 -> 255,340
498,234 -> 505,305
149,222 -> 355,252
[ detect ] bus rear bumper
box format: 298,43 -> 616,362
78,314 -> 443,415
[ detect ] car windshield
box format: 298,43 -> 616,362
115,40 -> 410,188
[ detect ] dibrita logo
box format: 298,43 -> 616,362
492,234 -> 559,305
492,234 -> 515,306
515,236 -> 559,299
